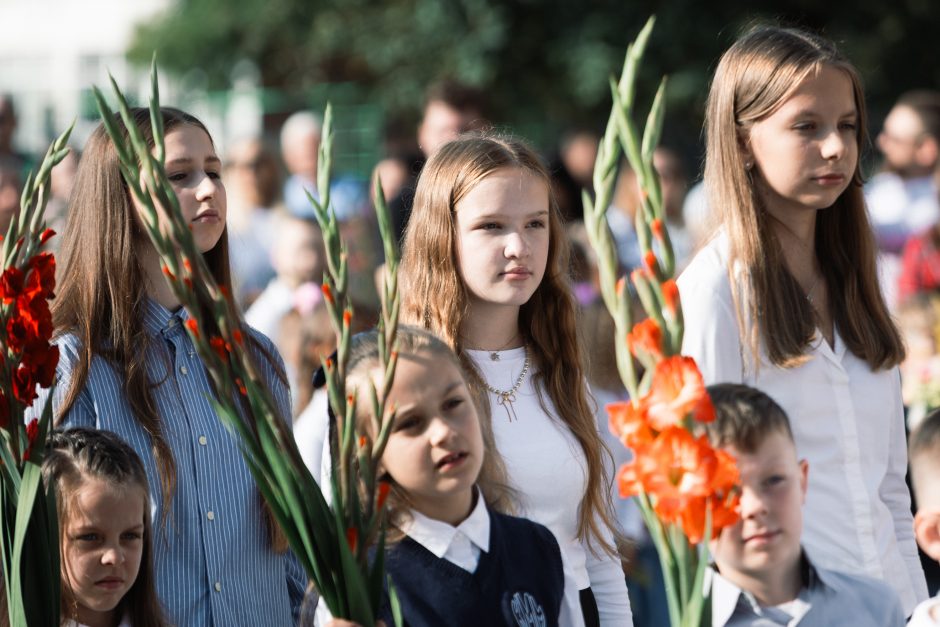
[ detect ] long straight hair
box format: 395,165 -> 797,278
400,135 -> 618,552
704,25 -> 904,369
53,107 -> 287,549
43,428 -> 168,627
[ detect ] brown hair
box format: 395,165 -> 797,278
53,107 -> 287,551
910,408 -> 940,503
42,428 -> 168,627
346,326 -> 514,538
704,25 -> 904,370
399,134 -> 618,552
705,383 -> 794,453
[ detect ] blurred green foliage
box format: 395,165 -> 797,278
129,0 -> 940,160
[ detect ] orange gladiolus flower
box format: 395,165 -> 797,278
645,356 -> 714,430
643,251 -> 658,273
185,319 -> 199,339
617,460 -> 644,498
637,428 -> 716,507
651,218 -> 664,239
608,400 -> 654,449
377,482 -> 392,509
627,318 -> 664,361
661,279 -> 679,317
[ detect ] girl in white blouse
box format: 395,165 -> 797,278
398,135 -> 632,626
678,25 -> 927,614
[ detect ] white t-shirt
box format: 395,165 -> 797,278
678,233 -> 928,614
467,347 -> 633,627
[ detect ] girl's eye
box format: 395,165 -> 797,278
122,532 -> 143,541
394,416 -> 421,432
839,121 -> 857,131
764,475 -> 785,489
442,397 -> 464,411
480,223 -> 501,231
76,533 -> 100,542
527,219 -> 546,229
792,123 -> 815,132
207,170 -> 222,180
167,172 -> 188,182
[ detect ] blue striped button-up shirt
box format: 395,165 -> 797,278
35,299 -> 307,626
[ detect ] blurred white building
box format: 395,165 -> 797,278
0,0 -> 183,153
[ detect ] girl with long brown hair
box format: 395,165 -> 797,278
30,107 -> 305,625
678,25 -> 927,613
398,135 -> 631,626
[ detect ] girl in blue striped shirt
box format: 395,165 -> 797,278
32,107 -> 306,626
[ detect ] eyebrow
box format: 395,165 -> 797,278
165,156 -> 222,167
789,108 -> 857,119
473,210 -> 549,220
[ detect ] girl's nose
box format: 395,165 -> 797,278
821,129 -> 847,161
101,546 -> 125,565
195,173 -> 220,201
503,230 -> 529,259
427,417 -> 456,446
738,487 -> 768,519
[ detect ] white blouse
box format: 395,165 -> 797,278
468,347 -> 633,627
678,234 -> 927,614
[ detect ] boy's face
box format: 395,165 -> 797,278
711,429 -> 808,581
912,458 -> 940,562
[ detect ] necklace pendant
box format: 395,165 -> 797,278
490,351 -> 500,361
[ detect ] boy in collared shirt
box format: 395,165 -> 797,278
704,383 -> 905,626
909,409 -> 940,626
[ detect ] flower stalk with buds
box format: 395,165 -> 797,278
582,17 -> 740,627
93,62 -> 400,626
0,124 -> 73,627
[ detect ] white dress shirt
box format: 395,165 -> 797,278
909,596 -> 940,626
400,491 -> 491,572
678,234 -> 928,614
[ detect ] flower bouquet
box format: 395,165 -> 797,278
0,125 -> 73,627
582,17 -> 740,627
93,63 -> 401,626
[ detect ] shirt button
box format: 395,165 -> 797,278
198,435 -> 207,446
179,365 -> 188,375
214,582 -> 221,592
207,511 -> 215,521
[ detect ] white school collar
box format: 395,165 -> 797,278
401,491 -> 491,559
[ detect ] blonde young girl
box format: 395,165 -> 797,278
678,25 -> 928,613
42,428 -> 168,627
31,107 -> 306,625
399,136 -> 631,626
323,326 -> 565,627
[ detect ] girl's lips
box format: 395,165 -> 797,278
193,210 -> 220,223
813,174 -> 846,185
436,451 -> 468,471
744,530 -> 780,545
95,577 -> 125,590
501,268 -> 532,280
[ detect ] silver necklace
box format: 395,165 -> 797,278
488,332 -> 520,361
483,348 -> 529,422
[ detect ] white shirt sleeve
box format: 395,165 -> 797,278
584,524 -> 634,626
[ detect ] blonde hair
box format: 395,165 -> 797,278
346,326 -> 514,537
400,135 -> 618,552
704,25 -> 904,370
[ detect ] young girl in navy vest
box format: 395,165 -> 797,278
326,326 -> 565,627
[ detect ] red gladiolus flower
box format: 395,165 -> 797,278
209,336 -> 227,360
12,365 -> 38,405
26,253 -> 55,298
645,356 -> 713,430
23,419 -> 39,461
377,482 -> 391,510
358,435 -> 367,449
0,267 -> 23,303
235,378 -> 247,396
39,228 -> 56,245
183,258 -> 192,273
232,330 -> 244,345
322,283 -> 334,304
183,278 -> 193,290
345,527 -> 358,554
161,265 -> 176,282
643,251 -> 658,273
608,400 -> 654,449
627,318 -> 663,361
343,309 -> 352,326
185,319 -> 199,339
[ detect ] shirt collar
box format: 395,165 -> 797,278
141,297 -> 192,338
708,551 -> 825,627
401,491 -> 490,559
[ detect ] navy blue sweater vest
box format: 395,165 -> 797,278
381,509 -> 565,627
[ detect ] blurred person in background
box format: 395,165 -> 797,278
46,147 -> 79,243
225,137 -> 283,307
607,146 -> 691,273
245,212 -> 325,346
0,95 -> 33,179
867,91 -> 940,308
550,129 -> 600,222
0,154 -> 22,236
386,80 -> 488,240
280,110 -> 322,218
